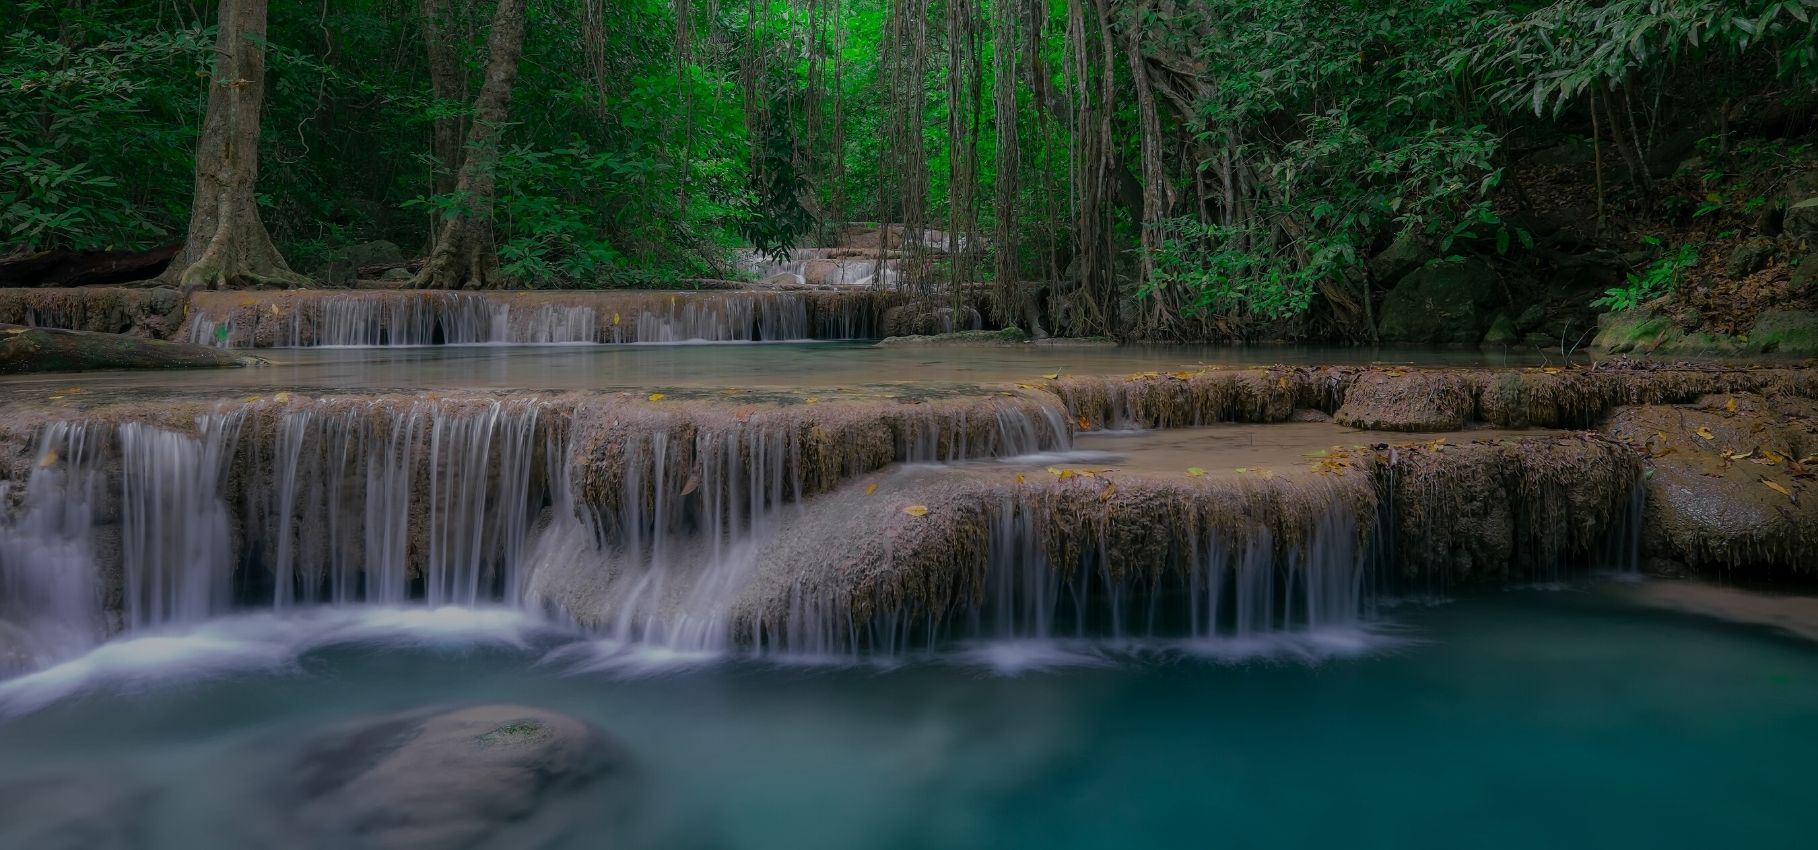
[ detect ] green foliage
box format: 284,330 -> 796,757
1133,0 -> 1504,321
1593,236 -> 1700,311
0,14 -> 208,250
1466,0 -> 1818,118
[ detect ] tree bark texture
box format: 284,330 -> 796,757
159,0 -> 309,293
414,0 -> 528,290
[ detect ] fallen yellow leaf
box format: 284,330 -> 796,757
1260,468 -> 1275,480
273,392 -> 291,403
1187,467 -> 1206,478
1763,479 -> 1794,500
1695,426 -> 1715,440
1047,466 -> 1064,477
1014,472 -> 1026,485
903,505 -> 929,517
612,312 -> 621,325
47,395 -> 64,400
1235,467 -> 1250,474
39,450 -> 58,468
1099,482 -> 1118,502
1076,416 -> 1092,430
1542,367 -> 1563,375
648,392 -> 667,402
1042,372 -> 1060,380
863,482 -> 878,496
1725,397 -> 1738,413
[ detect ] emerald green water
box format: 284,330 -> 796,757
1,585 -> 1813,849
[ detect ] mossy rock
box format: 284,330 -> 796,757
876,327 -> 1028,347
1482,314 -> 1519,345
1377,259 -> 1500,344
1591,310 -> 1748,357
1784,168 -> 1818,242
0,324 -> 262,373
1791,253 -> 1818,291
1748,309 -> 1818,355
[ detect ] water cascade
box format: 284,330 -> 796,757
0,382 -> 1652,669
181,290 -> 899,348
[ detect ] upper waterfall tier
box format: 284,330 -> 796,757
178,290 -> 904,348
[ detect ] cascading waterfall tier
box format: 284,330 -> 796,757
181,289 -> 903,348
0,387 -> 1075,659
0,382 -> 1651,669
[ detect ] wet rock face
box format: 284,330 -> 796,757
1333,370 -> 1474,431
881,304 -> 983,337
0,287 -> 183,338
285,704 -> 632,850
1606,394 -> 1818,573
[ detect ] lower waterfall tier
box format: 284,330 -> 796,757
3,363 -> 1813,671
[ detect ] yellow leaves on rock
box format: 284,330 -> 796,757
1277,375 -> 1291,388
734,406 -> 755,422
1763,479 -> 1795,501
1014,472 -> 1026,485
273,392 -> 291,403
1383,369 -> 1404,378
1186,467 -> 1206,478
805,396 -> 820,405
1541,367 -> 1564,375
903,505 -> 929,517
612,312 -> 621,326
1075,415 -> 1092,430
1041,372 -> 1060,380
863,482 -> 879,496
1694,426 -> 1715,441
647,393 -> 667,402
1725,397 -> 1738,414
38,449 -> 58,468
1098,481 -> 1118,502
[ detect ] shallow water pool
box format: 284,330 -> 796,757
1,584 -> 1812,850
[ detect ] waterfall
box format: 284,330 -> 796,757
755,494 -> 1368,658
2,391 -> 1413,666
246,398 -> 552,607
0,424 -> 106,662
184,291 -> 894,348
118,413 -> 245,631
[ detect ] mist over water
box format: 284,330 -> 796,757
1,589 -> 1814,850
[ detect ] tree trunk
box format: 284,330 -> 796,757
420,0 -> 468,240
158,0 -> 309,293
413,0 -> 528,291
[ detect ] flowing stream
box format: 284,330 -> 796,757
0,340 -> 1809,850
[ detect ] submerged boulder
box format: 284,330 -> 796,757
1376,258 -> 1499,344
0,774 -> 153,850
283,704 -> 633,850
0,324 -> 261,373
1605,394 -> 1818,573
